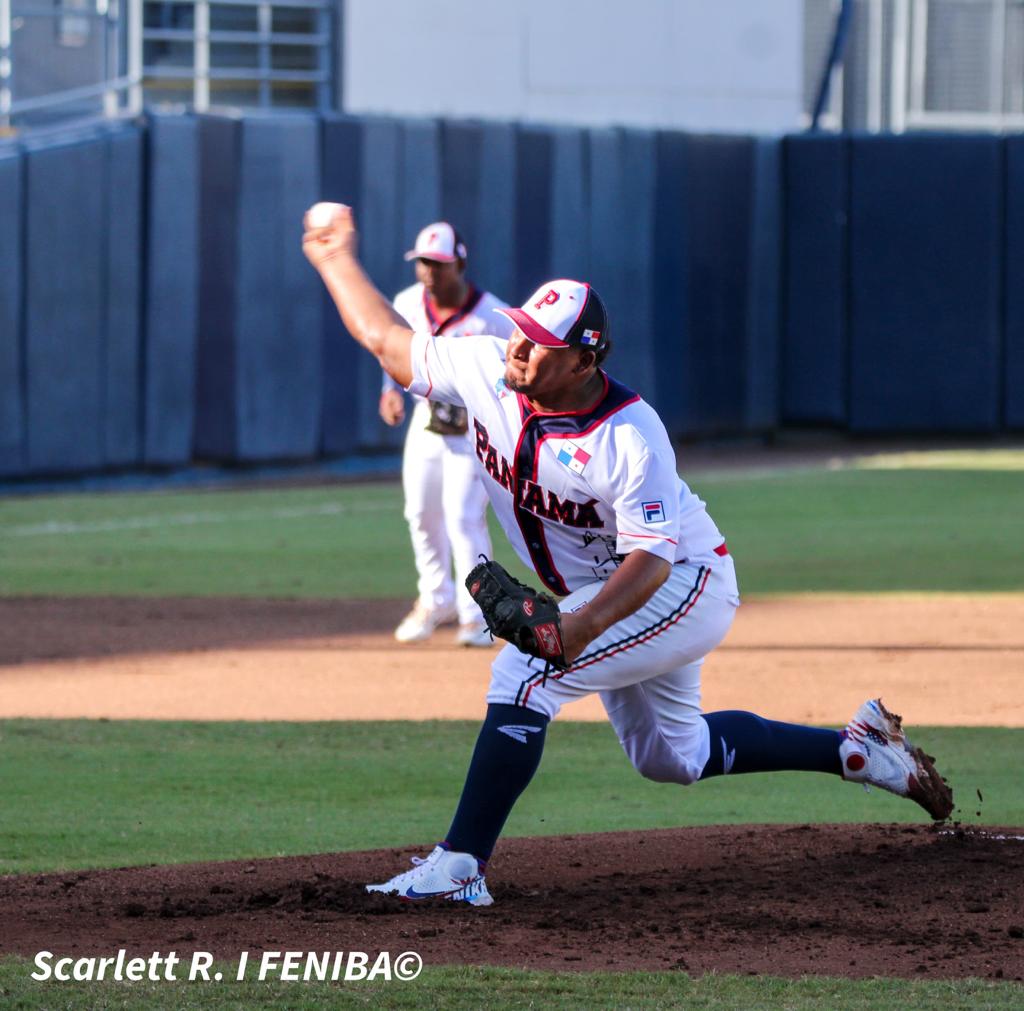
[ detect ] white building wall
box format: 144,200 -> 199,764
343,0 -> 804,133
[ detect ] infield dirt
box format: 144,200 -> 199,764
1,594 -> 1021,725
1,825 -> 1022,980
2,594 -> 1023,981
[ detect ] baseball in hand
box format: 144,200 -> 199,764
306,202 -> 346,229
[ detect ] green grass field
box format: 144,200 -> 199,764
0,959 -> 1018,1010
1,467 -> 1022,596
1,459 -> 1022,1007
1,720 -> 1018,876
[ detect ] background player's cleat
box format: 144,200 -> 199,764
456,622 -> 494,648
366,845 -> 493,905
840,698 -> 953,820
394,602 -> 458,643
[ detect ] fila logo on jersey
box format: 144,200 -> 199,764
494,376 -> 511,399
497,724 -> 544,744
642,500 -> 666,524
557,442 -> 591,475
474,421 -> 602,529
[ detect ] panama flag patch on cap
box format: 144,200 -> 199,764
580,329 -> 601,347
557,441 -> 591,475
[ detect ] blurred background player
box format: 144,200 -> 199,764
381,223 -> 518,646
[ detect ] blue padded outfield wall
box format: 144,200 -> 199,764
1,115 -> 1022,479
847,135 -> 1003,433
1007,136 -> 1024,430
0,148 -> 23,475
194,115 -> 323,462
144,114 -> 199,467
103,126 -> 144,467
782,134 -> 848,425
22,134 -> 107,473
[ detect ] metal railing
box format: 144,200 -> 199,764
903,0 -> 1024,130
1,0 -> 142,127
0,0 -> 332,130
141,0 -> 333,112
806,0 -> 1024,132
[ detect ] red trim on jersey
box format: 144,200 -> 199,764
529,385 -> 642,586
511,375 -> 641,597
714,542 -> 729,557
520,566 -> 712,706
415,286 -> 482,404
617,530 -> 679,545
524,372 -> 611,417
509,418 -> 570,597
531,395 -> 640,488
420,336 -> 434,400
423,284 -> 482,336
571,566 -> 711,673
513,372 -> 618,422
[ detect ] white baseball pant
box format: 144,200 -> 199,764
486,552 -> 740,784
402,398 -> 492,625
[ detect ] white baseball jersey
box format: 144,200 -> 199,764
383,283 -> 516,394
406,332 -> 726,596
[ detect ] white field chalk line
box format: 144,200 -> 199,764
4,500 -> 400,538
937,830 -> 1024,842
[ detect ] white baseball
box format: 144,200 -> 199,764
307,202 -> 346,229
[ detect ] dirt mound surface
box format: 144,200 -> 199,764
3,595 -> 1023,724
3,825 -> 1022,980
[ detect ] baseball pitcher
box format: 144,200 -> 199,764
303,204 -> 953,907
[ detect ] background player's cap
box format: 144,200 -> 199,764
497,280 -> 610,352
404,222 -> 468,263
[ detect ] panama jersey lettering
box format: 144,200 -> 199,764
473,419 -> 602,531
407,332 -> 725,595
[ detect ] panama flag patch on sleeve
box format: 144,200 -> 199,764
557,441 -> 591,475
642,500 -> 666,524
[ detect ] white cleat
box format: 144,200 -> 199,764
394,602 -> 458,643
366,845 -> 493,906
455,622 -> 495,648
840,698 -> 954,821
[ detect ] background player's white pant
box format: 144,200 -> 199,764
402,398 -> 492,625
487,553 -> 740,783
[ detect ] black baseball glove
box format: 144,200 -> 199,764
466,559 -> 568,670
425,400 -> 469,436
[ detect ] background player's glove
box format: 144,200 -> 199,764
466,560 -> 568,670
425,400 -> 469,436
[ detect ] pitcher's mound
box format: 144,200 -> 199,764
2,824 -> 1022,980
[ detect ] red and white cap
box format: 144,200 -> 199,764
497,280 -> 610,352
404,222 -> 468,263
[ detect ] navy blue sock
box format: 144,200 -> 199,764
699,711 -> 842,778
445,704 -> 549,861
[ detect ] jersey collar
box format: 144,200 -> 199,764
423,284 -> 483,335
